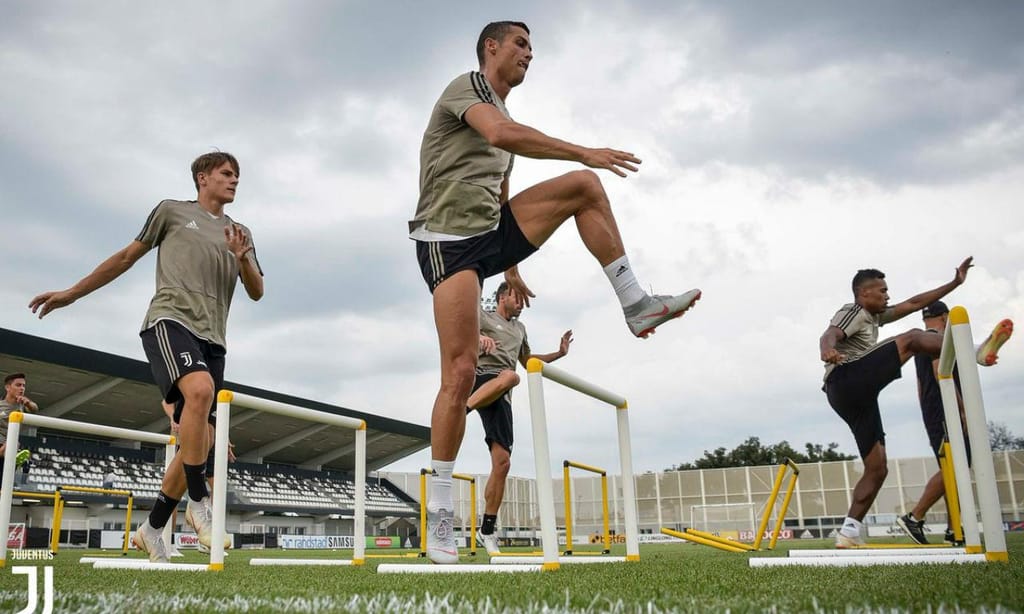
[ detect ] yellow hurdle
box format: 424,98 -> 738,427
662,458 -> 799,554
55,485 -> 135,556
753,459 -> 800,551
562,460 -> 610,555
11,490 -> 62,553
939,441 -> 964,545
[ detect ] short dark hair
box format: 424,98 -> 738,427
4,373 -> 26,385
495,281 -> 511,298
476,21 -> 530,66
191,152 -> 239,191
851,269 -> 885,295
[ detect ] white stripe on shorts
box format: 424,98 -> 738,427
429,241 -> 444,285
155,321 -> 180,382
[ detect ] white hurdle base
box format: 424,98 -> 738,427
490,556 -> 626,565
79,556 -> 130,564
750,554 -> 985,568
790,548 -> 967,558
250,558 -> 356,566
92,559 -> 210,571
378,563 -> 543,574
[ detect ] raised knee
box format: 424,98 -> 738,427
571,169 -> 605,200
902,327 -> 941,355
499,370 -> 520,388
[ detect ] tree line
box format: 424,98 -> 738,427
668,422 -> 1023,471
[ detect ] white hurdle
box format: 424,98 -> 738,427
211,390 -> 367,569
525,358 -> 638,571
937,306 -> 1007,562
0,413 -> 177,568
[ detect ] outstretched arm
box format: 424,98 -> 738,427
463,103 -> 640,178
820,325 -> 847,364
889,257 -> 973,320
29,240 -> 151,318
522,330 -> 573,366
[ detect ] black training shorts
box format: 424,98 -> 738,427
468,371 -> 514,453
416,203 -> 537,291
824,340 -> 902,459
140,319 -> 225,425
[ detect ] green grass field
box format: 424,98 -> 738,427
2,535 -> 1023,613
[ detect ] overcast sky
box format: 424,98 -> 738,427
2,1 -> 1022,480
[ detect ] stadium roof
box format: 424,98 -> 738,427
0,328 -> 429,472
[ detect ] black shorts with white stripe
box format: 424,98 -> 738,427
415,203 -> 538,292
140,319 -> 225,425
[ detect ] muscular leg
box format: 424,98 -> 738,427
163,372 -> 214,501
431,270 -> 482,461
484,444 -> 511,516
910,469 -> 947,521
468,370 -> 520,411
509,170 -> 625,267
176,372 -> 214,465
158,373 -> 213,498
160,455 -> 187,500
847,442 -> 888,520
893,329 -> 942,365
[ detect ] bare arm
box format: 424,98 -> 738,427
226,224 -> 263,301
820,325 -> 847,364
29,240 -> 151,318
463,103 -> 640,178
14,396 -> 38,413
889,257 -> 973,320
521,330 -> 573,367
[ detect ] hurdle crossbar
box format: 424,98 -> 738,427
937,307 -> 1007,561
419,469 -> 477,558
562,460 -> 610,555
214,390 -> 367,570
660,527 -> 749,553
790,547 -> 967,557
55,485 -> 135,555
526,359 -> 637,571
750,554 -> 986,568
0,412 -> 176,568
685,527 -> 757,552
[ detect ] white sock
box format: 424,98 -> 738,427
840,517 -> 862,538
603,255 -> 646,309
429,460 -> 455,512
